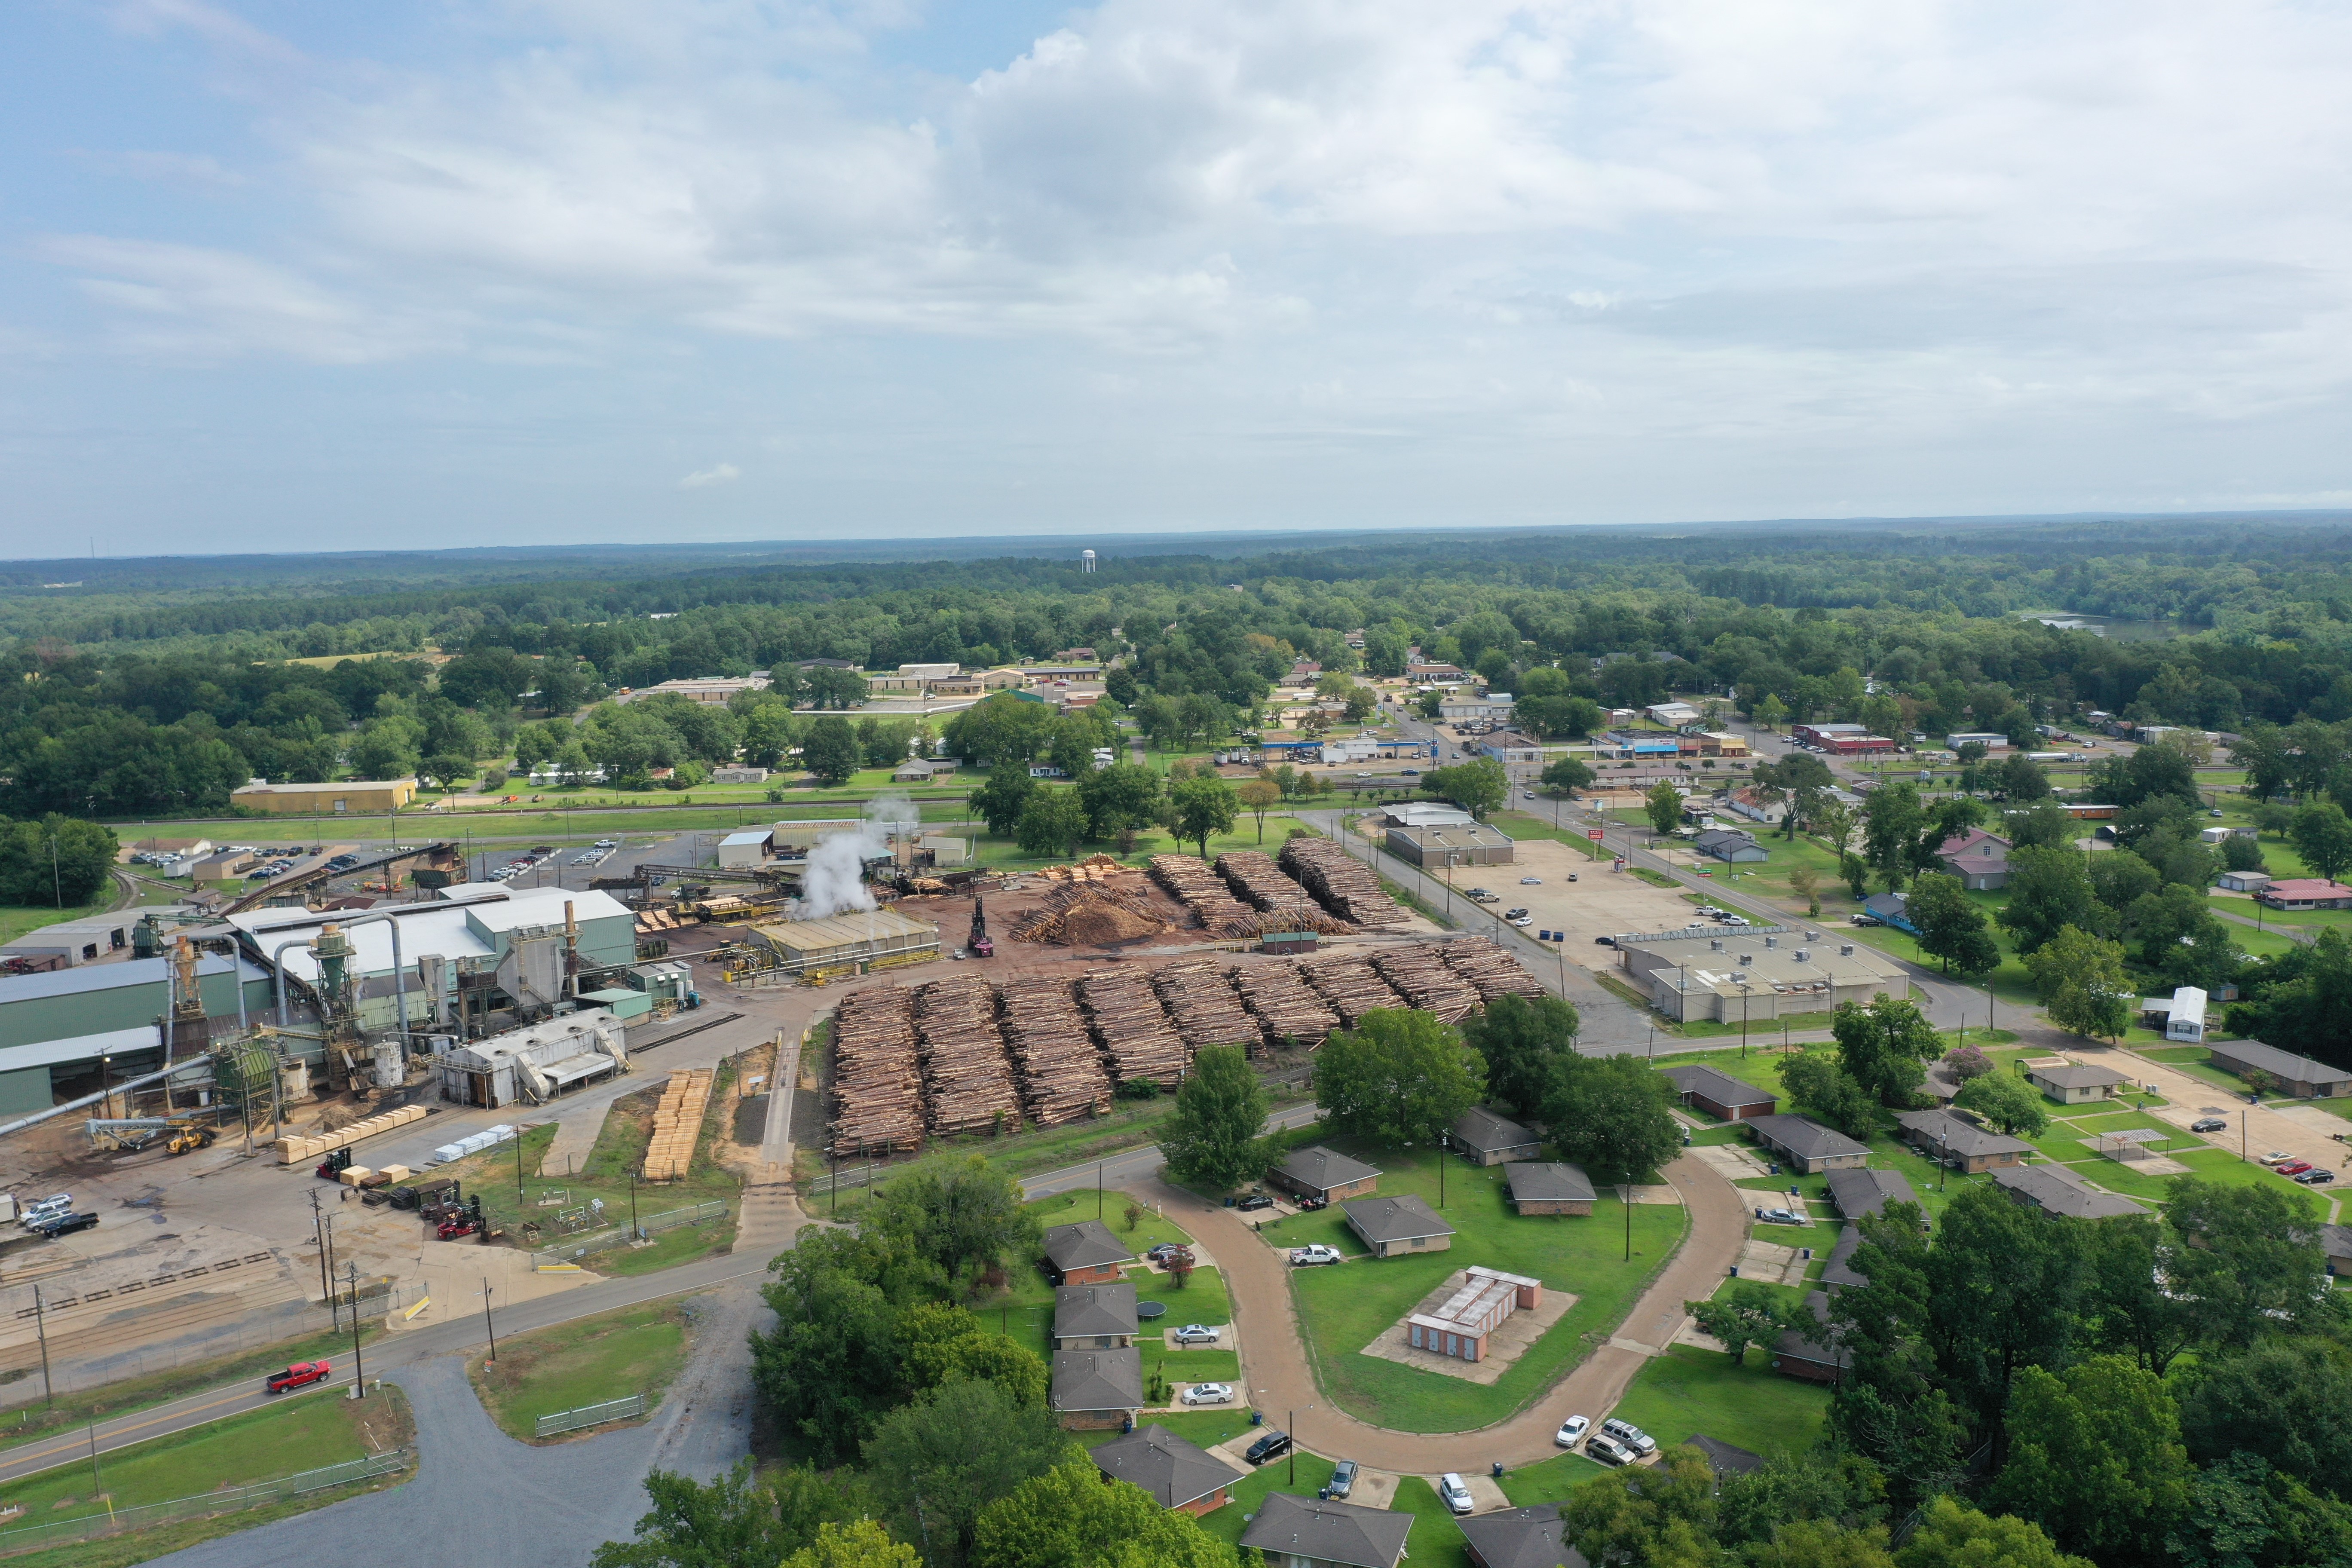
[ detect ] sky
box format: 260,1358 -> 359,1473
4,0 -> 2351,558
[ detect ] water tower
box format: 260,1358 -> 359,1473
1081,549 -> 1096,574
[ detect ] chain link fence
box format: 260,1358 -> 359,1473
528,1201 -> 729,1266
534,1393 -> 646,1437
0,1449 -> 409,1553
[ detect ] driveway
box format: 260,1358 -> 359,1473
2061,1044 -> 2349,1218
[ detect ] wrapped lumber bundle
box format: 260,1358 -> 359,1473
1000,979 -> 1112,1126
1299,955 -> 1409,1028
1280,837 -> 1408,926
1230,960 -> 1340,1049
1151,955 -> 1259,1051
1371,946 -> 1482,1023
1009,881 -> 1171,946
829,986 -> 924,1156
914,974 -> 1020,1136
1145,854 -> 1254,931
1077,969 -> 1189,1086
1041,853 -> 1128,882
644,1068 -> 715,1180
1441,937 -> 1547,1003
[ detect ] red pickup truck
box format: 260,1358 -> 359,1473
265,1360 -> 331,1395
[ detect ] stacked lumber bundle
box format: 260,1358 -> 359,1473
644,1068 -> 715,1179
1146,854 -> 1254,931
1008,881 -> 1171,946
1077,970 -> 1189,1085
1151,956 -> 1259,1050
1280,838 -> 1408,926
1230,960 -> 1340,1049
1442,937 -> 1547,1003
1218,907 -> 1357,939
1000,980 -> 1112,1126
914,975 -> 1020,1136
1042,854 -> 1129,882
829,987 -> 924,1156
1371,946 -> 1482,1023
1299,956 -> 1410,1027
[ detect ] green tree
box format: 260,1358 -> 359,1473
1427,756 -> 1510,819
1685,1281 -> 1791,1366
1543,1053 -> 1679,1184
2289,800 -> 2352,883
741,701 -> 799,769
1169,774 -> 1238,858
1236,778 -> 1280,843
1540,755 -> 1596,794
1645,778 -> 1684,836
1831,995 -> 1943,1107
0,815 -> 117,906
1754,693 -> 1789,731
1905,873 -> 2000,977
1781,1050 -> 1880,1140
1952,1071 -> 2048,1136
899,1304 -> 1050,1407
1461,992 -> 1581,1121
1016,787 -> 1088,859
1922,1185 -> 2085,1457
971,1460 -> 1237,1568
1983,1357 -> 2190,1564
1863,784 -> 1927,891
2168,1450 -> 2352,1568
2005,802 -> 2078,851
1894,1499 -> 2091,1568
750,1229 -> 937,1464
782,1520 -> 922,1568
1076,761 -> 1163,843
2079,1214 -> 2196,1377
2178,1340 -> 2352,1494
1567,1445 -> 1719,1568
803,717 -> 861,786
1995,847 -> 2102,954
862,1379 -> 1073,1568
972,763 -> 1038,837
593,1461 -> 867,1568
1746,1519 -> 1896,1568
2022,925 -> 2133,1041
2160,1179 -> 2337,1351
866,1158 -> 1043,1293
1787,864 -> 1822,917
348,714 -> 424,779
1315,1008 -> 1485,1148
1159,1044 -> 1272,1193
420,752 -> 475,790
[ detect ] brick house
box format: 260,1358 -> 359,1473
1050,1348 -> 1143,1430
1344,1194 -> 1456,1258
1451,1107 -> 1543,1166
1771,1291 -> 1850,1384
1893,1109 -> 2034,1173
1457,1504 -> 1585,1568
1053,1283 -> 1139,1350
1503,1161 -> 1596,1216
1661,1063 -> 1776,1121
1271,1145 -> 1382,1204
1745,1114 -> 1869,1173
1090,1424 -> 1245,1517
1043,1219 -> 1134,1286
1240,1493 -> 1413,1568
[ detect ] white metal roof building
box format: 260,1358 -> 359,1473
438,1011 -> 629,1109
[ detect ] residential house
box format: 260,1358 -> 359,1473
2255,879 -> 2352,911
1504,1161 -> 1596,1216
1771,1291 -> 1851,1384
2206,1040 -> 2352,1098
1452,1106 -> 1543,1165
2026,1060 -> 2129,1104
1893,1109 -> 2034,1173
1819,1225 -> 1872,1292
1991,1164 -> 2150,1221
1457,1504 -> 1588,1568
1744,1114 -> 1870,1173
1823,1168 -> 1920,1221
1722,788 -> 1789,826
2322,1224 -> 2352,1279
1052,1283 -> 1139,1351
1089,1424 -> 1245,1517
1660,1063 -> 1777,1121
1933,829 -> 2012,891
1240,1493 -> 1413,1568
1050,1348 -> 1144,1430
1857,892 -> 1916,934
1694,829 -> 1770,864
1344,1194 -> 1456,1258
1271,1145 -> 1382,1204
1042,1219 -> 1134,1286
2138,987 -> 2209,1043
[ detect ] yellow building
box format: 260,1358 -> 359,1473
231,778 -> 419,815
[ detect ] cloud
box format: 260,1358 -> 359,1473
679,462 -> 741,489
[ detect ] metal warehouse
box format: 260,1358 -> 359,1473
750,908 -> 941,971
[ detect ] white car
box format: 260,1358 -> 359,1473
1181,1382 -> 1235,1406
1555,1415 -> 1590,1448
1520,876 -> 1542,885
1291,1244 -> 1344,1267
1438,1473 -> 1475,1515
1173,1324 -> 1220,1344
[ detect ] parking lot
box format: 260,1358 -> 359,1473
1467,839 -> 1715,972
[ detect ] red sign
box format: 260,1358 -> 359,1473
1586,829 -> 1606,842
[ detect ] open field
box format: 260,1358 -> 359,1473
466,1301 -> 691,1442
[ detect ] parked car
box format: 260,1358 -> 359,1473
1173,1324 -> 1220,1344
2294,1169 -> 2335,1185
1466,888 -> 1501,903
1292,1244 -> 1344,1267
1328,1459 -> 1360,1500
1603,1417 -> 1657,1455
1555,1415 -> 1591,1448
2275,1161 -> 2314,1177
1181,1382 -> 1235,1406
30,1212 -> 97,1239
1295,1194 -> 1328,1211
19,1194 -> 71,1228
2260,1151 -> 2298,1166
1236,1193 -> 1275,1212
1594,935 -> 1617,947
2190,1117 -> 2230,1133
1758,1207 -> 1807,1226
1520,876 -> 1542,885
1244,1430 -> 1292,1466
1438,1473 -> 1475,1515
1145,1243 -> 1188,1262
1585,1434 -> 1636,1467
1523,790 -> 1536,799
1402,768 -> 1420,775
266,1360 -> 331,1395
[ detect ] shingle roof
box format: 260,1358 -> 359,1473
2209,1039 -> 2352,1086
1935,829 -> 2012,873
1820,1224 -> 1871,1291
1746,1113 -> 1869,1162
1894,1109 -> 2036,1160
1661,1063 -> 1776,1109
1991,1164 -> 2150,1220
1240,1492 -> 1414,1568
2030,1062 -> 2128,1089
1278,1144 -> 1383,1193
1687,1435 -> 1765,1476
2321,1223 -> 2352,1261
1504,1161 -> 1596,1206
1453,1106 -> 1540,1154
1773,1290 -> 1851,1371
1053,1283 -> 1139,1340
1090,1424 -> 1244,1510
1455,1503 -> 1588,1568
1042,1219 -> 1134,1271
1344,1193 -> 1457,1245
1822,1168 -> 1919,1220
1050,1348 -> 1144,1412
1695,829 -> 1764,859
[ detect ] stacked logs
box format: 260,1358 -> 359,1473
1008,881 -> 1171,946
1372,947 -> 1482,1023
999,979 -> 1112,1126
1076,970 -> 1189,1085
1299,956 -> 1410,1027
828,987 -> 924,1155
1230,961 -> 1340,1049
1280,837 -> 1408,926
1214,850 -> 1351,936
1441,937 -> 1547,1003
1217,907 -> 1357,939
1151,956 -> 1259,1050
1146,854 -> 1254,931
914,974 -> 1020,1136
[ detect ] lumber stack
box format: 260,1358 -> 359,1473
1000,979 -> 1112,1126
1146,854 -> 1254,931
1009,881 -> 1171,946
914,974 -> 1020,1136
828,987 -> 924,1156
1077,970 -> 1189,1086
1441,937 -> 1547,1003
1151,956 -> 1259,1051
1042,854 -> 1128,882
1371,946 -> 1482,1023
643,1068 -> 714,1180
1299,955 -> 1410,1027
1280,837 -> 1408,926
1230,960 -> 1340,1049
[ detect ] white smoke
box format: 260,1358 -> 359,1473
788,793 -> 923,920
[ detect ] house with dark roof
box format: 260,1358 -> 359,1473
1694,829 -> 1770,864
1049,1347 -> 1144,1430
1857,892 -> 1917,934
1452,1106 -> 1543,1165
1823,1167 -> 1920,1221
1771,1290 -> 1850,1384
1687,1435 -> 1765,1477
1744,1113 -> 1869,1173
1041,1219 -> 1134,1286
1271,1145 -> 1383,1203
1457,1503 -> 1588,1568
1893,1109 -> 2034,1173
1991,1164 -> 2150,1221
1504,1161 -> 1596,1216
1344,1194 -> 1456,1258
1052,1283 -> 1139,1350
1240,1492 -> 1414,1568
1089,1424 -> 1245,1517
1820,1225 -> 1871,1292
2205,1040 -> 2352,1099
2026,1060 -> 2128,1105
1660,1063 -> 1776,1121
1934,828 -> 2012,891
2323,1223 -> 2352,1278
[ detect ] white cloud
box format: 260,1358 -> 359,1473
679,462 -> 741,488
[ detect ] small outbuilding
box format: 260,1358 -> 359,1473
1344,1194 -> 1456,1258
1503,1161 -> 1596,1216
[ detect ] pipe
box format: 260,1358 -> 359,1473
271,940 -> 311,1028
264,913 -> 408,1053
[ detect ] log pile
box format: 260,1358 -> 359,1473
828,988 -> 924,1155
1217,907 -> 1357,939
914,974 -> 1020,1136
1146,854 -> 1254,931
1151,956 -> 1259,1050
1280,837 -> 1408,926
1008,881 -> 1171,946
999,979 -> 1112,1126
1230,961 -> 1340,1049
643,1068 -> 715,1180
1441,938 -> 1547,1003
1077,970 -> 1189,1085
1299,956 -> 1410,1027
1371,946 -> 1482,1023
1214,851 -> 1311,910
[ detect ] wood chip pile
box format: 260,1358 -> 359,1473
1299,956 -> 1409,1027
999,979 -> 1112,1126
1230,961 -> 1340,1049
1146,854 -> 1254,931
1371,947 -> 1482,1023
1441,938 -> 1547,1003
1008,880 -> 1171,946
914,975 -> 1019,1136
829,988 -> 923,1155
1041,854 -> 1129,882
643,1068 -> 715,1179
1076,970 -> 1189,1084
1280,838 -> 1408,926
1151,956 -> 1259,1050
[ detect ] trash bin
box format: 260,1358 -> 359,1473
1251,1410 -> 1264,1426
1491,1461 -> 1505,1478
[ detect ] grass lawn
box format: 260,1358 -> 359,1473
1247,1144 -> 1690,1432
1193,1451 -> 1340,1554
1499,1449 -> 1607,1506
1146,1348 -> 1241,1384
466,1302 -> 692,1442
1390,1476 -> 1476,1568
1611,1344 -> 1831,1458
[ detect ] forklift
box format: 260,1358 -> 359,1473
968,895 -> 994,959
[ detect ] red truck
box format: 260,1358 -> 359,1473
266,1360 -> 330,1394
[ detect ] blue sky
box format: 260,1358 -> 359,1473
4,0 -> 2350,557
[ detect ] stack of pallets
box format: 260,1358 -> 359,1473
1372,946 -> 1483,1023
1280,838 -> 1408,926
1440,938 -> 1547,1003
1152,955 -> 1259,1051
1146,854 -> 1254,931
914,974 -> 1020,1136
828,988 -> 923,1156
1000,980 -> 1112,1126
1229,961 -> 1340,1050
643,1068 -> 714,1179
1299,956 -> 1411,1028
1077,970 -> 1190,1086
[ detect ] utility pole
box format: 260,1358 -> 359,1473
324,1216 -> 340,1333
87,1421 -> 101,1499
346,1263 -> 366,1396
33,1286 -> 52,1406
310,1191 -> 334,1331
479,1277 -> 497,1365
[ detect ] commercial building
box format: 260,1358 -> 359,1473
0,956 -> 275,1117
1945,732 -> 2012,752
1793,723 -> 1896,755
1694,829 -> 1769,864
2138,987 -> 2209,1042
717,830 -> 773,869
2257,879 -> 2352,911
1647,702 -> 1702,727
1615,927 -> 1905,1025
1344,1194 -> 1456,1257
1476,735 -> 1545,767
747,909 -> 941,974
1503,1161 -> 1595,1216
1933,829 -> 2012,891
1271,1145 -> 1381,1204
1041,1219 -> 1133,1286
230,777 -> 418,815
1384,821 -> 1515,869
0,911 -> 144,968
2218,870 -> 2271,894
1090,1425 -> 1244,1517
1991,1164 -> 2150,1220
768,820 -> 866,858
1451,1106 -> 1542,1165
1660,1063 -> 1776,1121
1049,1348 -> 1143,1430
1440,695 -> 1516,723
1376,803 -> 1475,830
1240,1494 -> 1413,1568
2026,1060 -> 2128,1104
1893,1109 -> 2034,1173
2205,1040 -> 2352,1098
613,676 -> 769,705
1745,1114 -> 1869,1173
1052,1283 -> 1139,1350
1406,1266 -> 1543,1364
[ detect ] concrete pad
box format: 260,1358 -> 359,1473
1689,1142 -> 1773,1181
1358,1269 -> 1577,1384
1735,1237 -> 1810,1287
1673,1319 -> 1729,1354
1626,1185 -> 1681,1205
1487,838 -> 1712,968
1464,1474 -> 1513,1513
1347,1470 -> 1402,1510
1162,1325 -> 1237,1351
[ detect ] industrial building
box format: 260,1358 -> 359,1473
1614,926 -> 1904,1024
436,1011 -> 629,1108
747,908 -> 940,974
0,910 -> 146,968
229,777 -> 419,815
0,956 -> 274,1118
1383,821 -> 1515,869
